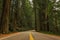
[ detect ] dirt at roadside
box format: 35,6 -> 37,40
0,32 -> 18,38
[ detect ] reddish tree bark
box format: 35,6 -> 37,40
0,0 -> 11,33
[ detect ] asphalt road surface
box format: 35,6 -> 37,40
0,31 -> 60,40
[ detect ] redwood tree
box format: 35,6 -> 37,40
0,0 -> 11,33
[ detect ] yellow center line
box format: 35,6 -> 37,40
29,33 -> 34,40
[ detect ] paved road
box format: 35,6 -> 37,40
0,31 -> 60,40
32,32 -> 60,40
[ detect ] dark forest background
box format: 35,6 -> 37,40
0,0 -> 60,35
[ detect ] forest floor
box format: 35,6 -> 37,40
0,32 -> 18,38
0,31 -> 60,40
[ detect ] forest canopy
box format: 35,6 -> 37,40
0,0 -> 60,35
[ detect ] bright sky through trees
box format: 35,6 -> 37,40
56,0 -> 59,2
29,0 -> 32,2
29,0 -> 32,4
29,0 -> 59,2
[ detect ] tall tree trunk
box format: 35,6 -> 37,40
13,13 -> 17,32
1,0 -> 11,33
13,0 -> 19,32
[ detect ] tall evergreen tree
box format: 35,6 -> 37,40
0,0 -> 11,33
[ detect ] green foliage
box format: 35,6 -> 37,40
33,0 -> 60,34
9,0 -> 34,32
